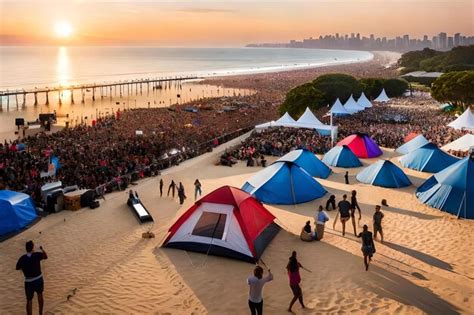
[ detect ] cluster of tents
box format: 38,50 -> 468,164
330,89 -> 390,116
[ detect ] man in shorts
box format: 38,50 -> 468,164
373,205 -> 385,243
16,240 -> 48,315
333,194 -> 351,236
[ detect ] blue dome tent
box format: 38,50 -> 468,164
0,190 -> 37,237
356,160 -> 411,188
276,149 -> 331,179
416,155 -> 474,219
322,145 -> 362,168
399,143 -> 459,173
396,134 -> 429,155
242,161 -> 327,205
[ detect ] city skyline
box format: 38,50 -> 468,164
0,0 -> 473,46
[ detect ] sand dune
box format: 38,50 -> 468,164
0,135 -> 472,314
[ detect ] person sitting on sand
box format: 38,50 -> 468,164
315,205 -> 329,241
286,251 -> 306,312
325,195 -> 336,211
300,221 -> 314,241
247,266 -> 273,315
333,194 -> 351,236
357,225 -> 376,271
373,205 -> 385,243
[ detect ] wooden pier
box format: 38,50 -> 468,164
0,76 -> 201,110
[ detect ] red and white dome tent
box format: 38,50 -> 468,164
162,186 -> 280,263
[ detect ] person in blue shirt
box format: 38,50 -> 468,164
315,205 -> 330,240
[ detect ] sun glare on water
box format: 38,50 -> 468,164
54,21 -> 73,38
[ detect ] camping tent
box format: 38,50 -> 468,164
399,143 -> 460,173
447,108 -> 474,130
337,133 -> 383,158
162,186 -> 280,262
357,92 -> 373,108
374,89 -> 390,103
0,190 -> 37,237
276,149 -> 331,179
404,132 -> 420,143
344,95 -> 365,113
416,155 -> 474,219
441,134 -> 474,153
396,134 -> 430,154
322,145 -> 362,168
356,160 -> 411,188
242,161 -> 327,204
329,98 -> 351,116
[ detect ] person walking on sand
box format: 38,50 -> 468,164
315,205 -> 329,240
287,251 -> 307,312
159,178 -> 164,197
16,241 -> 48,315
333,194 -> 351,236
194,179 -> 202,200
373,205 -> 385,243
344,171 -> 349,185
167,180 -> 176,198
247,266 -> 273,315
350,190 -> 362,236
357,225 -> 376,271
325,195 -> 336,211
178,182 -> 186,205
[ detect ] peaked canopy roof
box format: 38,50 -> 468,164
322,145 -> 362,168
399,143 -> 460,173
276,112 -> 296,125
374,88 -> 390,103
441,134 -> 474,153
344,95 -> 365,113
356,160 -> 412,188
416,156 -> 474,219
297,107 -> 324,125
447,108 -> 474,130
337,133 -> 383,158
163,186 -> 280,262
330,98 -> 351,116
242,161 -> 327,205
396,134 -> 430,155
357,92 -> 373,108
276,149 -> 331,179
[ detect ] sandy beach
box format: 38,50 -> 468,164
0,130 -> 473,314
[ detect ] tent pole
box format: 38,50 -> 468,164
289,164 -> 297,206
330,111 -> 334,148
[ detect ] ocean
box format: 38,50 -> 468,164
0,47 -> 373,137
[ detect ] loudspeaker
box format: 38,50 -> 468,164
15,118 -> 25,126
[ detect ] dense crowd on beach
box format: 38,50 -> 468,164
0,100 -> 272,204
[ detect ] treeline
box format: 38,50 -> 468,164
399,45 -> 474,74
431,71 -> 474,109
279,74 -> 408,116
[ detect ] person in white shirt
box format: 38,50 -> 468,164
247,266 -> 273,315
315,205 -> 330,240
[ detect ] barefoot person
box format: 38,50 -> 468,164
315,205 -> 329,240
16,241 -> 48,315
357,225 -> 376,271
333,194 -> 351,236
373,205 -> 385,243
350,190 -> 362,236
247,266 -> 273,315
286,251 -> 306,312
194,179 -> 202,200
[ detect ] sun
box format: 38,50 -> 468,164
54,21 -> 73,38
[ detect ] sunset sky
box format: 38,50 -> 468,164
0,0 -> 473,46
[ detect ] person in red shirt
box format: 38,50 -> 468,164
286,251 -> 307,312
16,240 -> 48,315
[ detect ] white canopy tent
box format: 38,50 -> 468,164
447,108 -> 474,130
255,112 -> 296,130
329,98 -> 351,116
441,134 -> 474,152
297,107 -> 324,125
344,95 -> 365,113
374,89 -> 390,103
357,92 -> 372,108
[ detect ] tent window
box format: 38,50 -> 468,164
192,212 -> 227,239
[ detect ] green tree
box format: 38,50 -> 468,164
398,48 -> 442,74
383,79 -> 409,97
431,71 -> 474,109
312,73 -> 362,105
359,78 -> 385,99
279,83 -> 326,117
